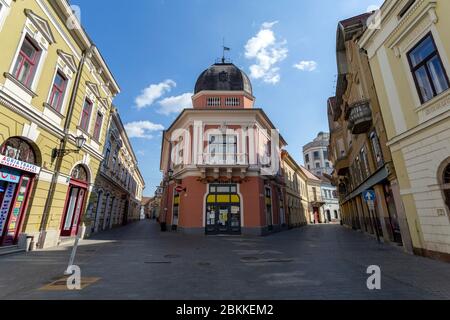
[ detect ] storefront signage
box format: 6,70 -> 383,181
0,156 -> 40,174
0,168 -> 21,184
0,183 -> 17,236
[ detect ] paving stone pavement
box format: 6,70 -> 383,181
0,219 -> 449,300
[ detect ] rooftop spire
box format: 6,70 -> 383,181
221,38 -> 230,63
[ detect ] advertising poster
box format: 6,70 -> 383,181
0,183 -> 16,236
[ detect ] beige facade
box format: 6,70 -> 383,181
329,12 -> 413,252
88,109 -> 145,235
281,151 -> 309,227
360,0 -> 450,260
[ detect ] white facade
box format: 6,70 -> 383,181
303,132 -> 333,176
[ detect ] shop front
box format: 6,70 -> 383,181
0,137 -> 40,246
205,184 -> 241,235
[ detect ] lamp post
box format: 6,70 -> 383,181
51,135 -> 86,159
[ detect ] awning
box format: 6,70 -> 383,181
343,166 -> 389,203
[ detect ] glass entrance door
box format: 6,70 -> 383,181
205,184 -> 241,235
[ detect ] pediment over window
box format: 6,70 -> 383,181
57,49 -> 77,73
86,81 -> 101,99
24,9 -> 55,44
99,98 -> 109,109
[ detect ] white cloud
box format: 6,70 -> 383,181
244,21 -> 288,84
135,80 -> 176,109
124,121 -> 164,139
293,60 -> 318,72
157,92 -> 193,115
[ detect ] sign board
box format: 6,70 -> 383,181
363,190 -> 376,202
0,155 -> 41,174
175,185 -> 185,193
0,168 -> 21,184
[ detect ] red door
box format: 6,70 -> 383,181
61,185 -> 86,237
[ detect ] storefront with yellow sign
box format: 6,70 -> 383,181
205,184 -> 241,235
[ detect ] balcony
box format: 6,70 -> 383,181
347,100 -> 372,134
201,153 -> 248,166
334,154 -> 350,176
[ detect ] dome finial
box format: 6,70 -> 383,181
222,38 -> 231,64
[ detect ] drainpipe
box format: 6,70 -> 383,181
37,46 -> 94,249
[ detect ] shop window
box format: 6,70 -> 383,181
49,70 -> 68,112
172,189 -> 180,230
12,36 -> 41,88
0,137 -> 36,164
408,33 -> 449,103
71,165 -> 88,182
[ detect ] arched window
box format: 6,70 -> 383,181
0,137 -> 36,164
71,165 -> 88,182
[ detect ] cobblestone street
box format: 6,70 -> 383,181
0,220 -> 449,300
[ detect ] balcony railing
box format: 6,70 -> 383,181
347,100 -> 372,134
201,153 -> 248,166
335,154 -> 350,176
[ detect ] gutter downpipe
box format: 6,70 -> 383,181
37,46 -> 94,249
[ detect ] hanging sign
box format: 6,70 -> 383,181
0,168 -> 21,184
0,156 -> 40,174
0,183 -> 17,236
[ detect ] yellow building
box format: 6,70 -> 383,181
0,0 -> 120,249
281,151 -> 310,227
360,0 -> 450,261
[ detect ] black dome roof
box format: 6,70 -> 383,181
194,63 -> 253,95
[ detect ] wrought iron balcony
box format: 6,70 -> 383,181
347,100 -> 372,134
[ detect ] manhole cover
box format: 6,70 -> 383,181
164,254 -> 180,259
241,256 -> 259,261
144,261 -> 171,264
198,262 -> 211,266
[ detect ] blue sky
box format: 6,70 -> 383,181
72,0 -> 383,196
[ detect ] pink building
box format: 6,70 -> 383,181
159,61 -> 288,235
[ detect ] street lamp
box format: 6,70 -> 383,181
52,135 -> 87,159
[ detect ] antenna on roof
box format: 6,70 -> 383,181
222,38 -> 231,63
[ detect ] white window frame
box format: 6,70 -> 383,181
8,21 -> 50,94
78,87 -> 97,136
207,133 -> 239,165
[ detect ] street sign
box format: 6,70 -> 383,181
363,190 -> 376,202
